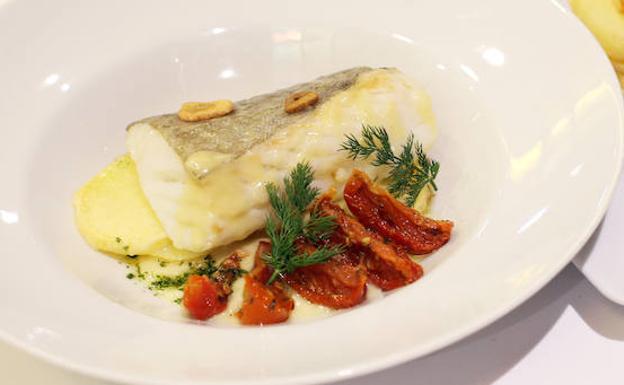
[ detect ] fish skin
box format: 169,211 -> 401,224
127,67 -> 374,164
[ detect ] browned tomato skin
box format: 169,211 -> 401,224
237,241 -> 295,325
183,275 -> 227,320
362,247 -> 423,290
316,196 -> 423,291
211,252 -> 243,297
286,250 -> 367,309
344,170 -> 453,255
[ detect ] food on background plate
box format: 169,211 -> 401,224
74,67 -> 453,325
571,0 -> 624,88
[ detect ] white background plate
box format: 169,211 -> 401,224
574,173 -> 624,304
0,0 -> 622,384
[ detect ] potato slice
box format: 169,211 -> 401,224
571,0 -> 624,62
74,154 -> 202,260
148,242 -> 204,261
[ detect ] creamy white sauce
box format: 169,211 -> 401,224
130,237 -> 340,325
129,234 -> 405,325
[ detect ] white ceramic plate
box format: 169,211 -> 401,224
1,0 -> 622,384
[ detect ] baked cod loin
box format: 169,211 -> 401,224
126,67 -> 437,254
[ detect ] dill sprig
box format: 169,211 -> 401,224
341,125 -> 440,207
303,208 -> 337,243
264,162 -> 343,284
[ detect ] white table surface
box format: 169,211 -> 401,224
5,1 -> 624,384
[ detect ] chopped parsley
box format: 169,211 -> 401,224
147,256 -> 222,291
150,273 -> 191,290
136,264 -> 145,279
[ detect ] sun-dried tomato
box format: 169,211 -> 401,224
344,170 -> 453,255
286,241 -> 367,309
237,241 -> 294,325
316,196 -> 423,291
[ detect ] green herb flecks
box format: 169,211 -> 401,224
341,124 -> 440,207
136,264 -> 145,280
150,273 -> 190,290
147,256 -> 231,291
193,256 -> 218,277
115,236 -> 136,257
263,162 -> 344,284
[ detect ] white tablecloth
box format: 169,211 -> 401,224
4,265 -> 624,385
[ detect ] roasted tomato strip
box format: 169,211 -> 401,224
344,170 -> 453,255
316,196 -> 423,291
183,252 -> 242,321
360,247 -> 419,291
286,242 -> 367,309
238,241 -> 294,325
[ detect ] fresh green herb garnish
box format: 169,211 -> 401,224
341,125 -> 440,207
303,208 -> 337,243
174,298 -> 182,304
126,273 -> 135,279
263,162 -> 343,284
150,273 -> 190,290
